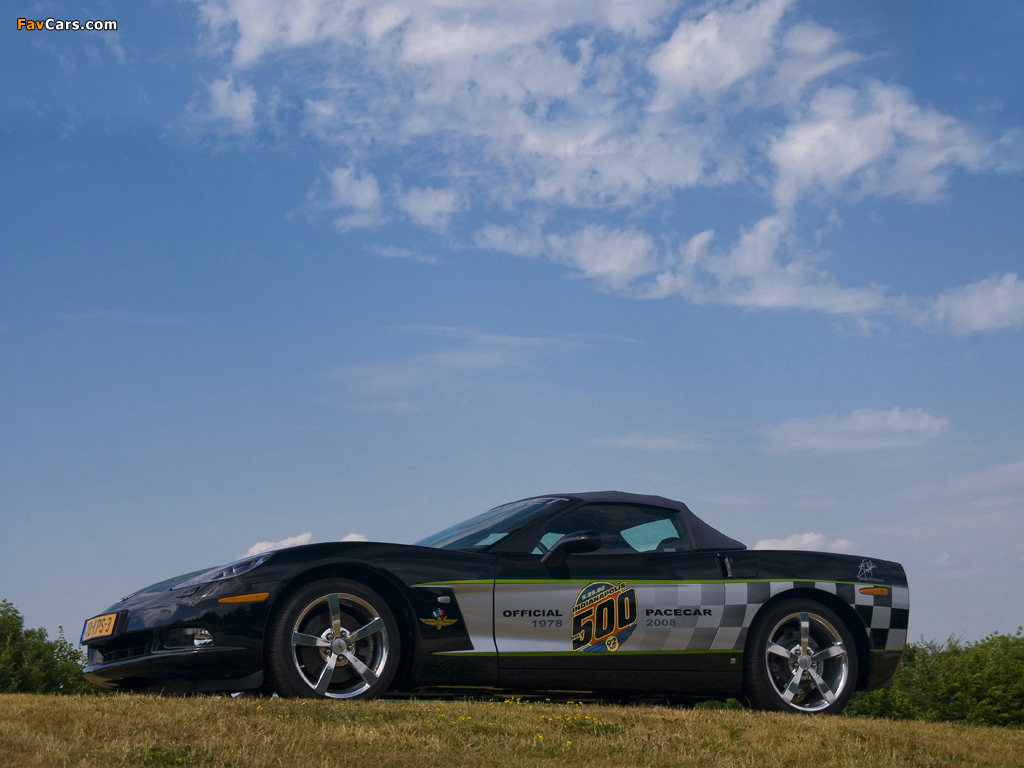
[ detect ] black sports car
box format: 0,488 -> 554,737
82,491 -> 909,714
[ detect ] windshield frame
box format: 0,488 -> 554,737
416,497 -> 570,551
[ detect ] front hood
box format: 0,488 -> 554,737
109,551 -> 280,607
113,568 -> 214,603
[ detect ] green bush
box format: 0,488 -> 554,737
847,628 -> 1024,727
0,599 -> 92,694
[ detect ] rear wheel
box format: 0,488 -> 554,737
744,599 -> 858,714
266,579 -> 400,699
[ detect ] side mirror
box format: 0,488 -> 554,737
540,530 -> 602,568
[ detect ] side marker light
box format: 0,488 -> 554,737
858,587 -> 889,597
218,592 -> 270,604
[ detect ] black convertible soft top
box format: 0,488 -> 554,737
533,490 -> 746,552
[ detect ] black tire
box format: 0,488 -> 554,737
266,579 -> 400,699
743,599 -> 858,714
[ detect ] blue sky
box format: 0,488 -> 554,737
2,0 -> 1023,647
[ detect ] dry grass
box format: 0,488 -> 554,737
1,694 -> 1022,768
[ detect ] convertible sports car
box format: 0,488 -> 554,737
82,491 -> 909,714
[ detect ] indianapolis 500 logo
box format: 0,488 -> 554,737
571,581 -> 638,653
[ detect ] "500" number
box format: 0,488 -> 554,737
571,587 -> 637,650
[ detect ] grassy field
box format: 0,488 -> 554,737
1,695 -> 1023,768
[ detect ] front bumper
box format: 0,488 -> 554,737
82,578 -> 280,693
84,646 -> 265,693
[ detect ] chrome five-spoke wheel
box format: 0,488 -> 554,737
268,579 -> 400,699
745,600 -> 858,714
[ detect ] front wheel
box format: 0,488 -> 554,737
744,599 -> 858,714
266,579 -> 400,699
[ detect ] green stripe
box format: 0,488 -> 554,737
435,649 -> 744,657
416,578 -> 899,588
496,579 -> 726,585
498,650 -> 705,657
434,651 -> 496,656
740,578 -> 901,588
416,579 -> 722,586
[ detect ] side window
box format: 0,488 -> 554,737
621,518 -> 684,552
531,504 -> 691,555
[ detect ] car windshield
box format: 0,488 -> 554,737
416,497 -> 569,551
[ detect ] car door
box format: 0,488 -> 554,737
492,503 -> 727,671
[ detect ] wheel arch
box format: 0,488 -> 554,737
743,587 -> 870,689
266,563 -> 419,684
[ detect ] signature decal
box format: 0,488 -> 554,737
857,559 -> 877,581
420,608 -> 459,630
571,581 -> 638,653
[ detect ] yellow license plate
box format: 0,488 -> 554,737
81,613 -> 117,642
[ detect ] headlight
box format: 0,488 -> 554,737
170,554 -> 272,590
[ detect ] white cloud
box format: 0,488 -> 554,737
971,496 -> 1024,510
754,532 -> 857,553
371,245 -> 439,264
198,0 -> 674,71
334,211 -> 384,231
951,460 -> 1024,494
985,128 -> 1024,173
191,0 -> 725,213
103,32 -> 127,65
245,532 -> 312,556
481,215 -> 892,320
647,215 -> 890,317
770,82 -> 981,210
595,434 -> 703,451
318,166 -> 384,231
196,0 -> 357,70
930,273 -> 1024,335
648,0 -> 795,106
190,0 -> 995,218
769,22 -> 860,104
396,187 -> 464,231
341,533 -> 369,542
327,166 -> 381,210
765,407 -> 949,453
329,326 -> 592,410
546,226 -> 660,291
207,76 -> 257,134
189,0 -> 1017,335
474,224 -> 545,258
480,223 -> 665,293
